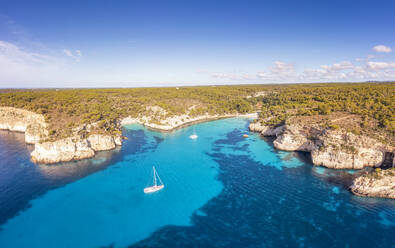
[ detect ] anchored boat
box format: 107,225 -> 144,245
189,134 -> 198,139
189,127 -> 198,139
144,166 -> 164,193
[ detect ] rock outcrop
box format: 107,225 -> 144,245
87,134 -> 116,151
0,107 -> 123,164
0,107 -> 48,144
31,134 -> 119,164
350,169 -> 395,199
249,122 -> 390,169
248,122 -> 267,132
311,130 -> 385,169
273,125 -> 316,151
114,136 -> 122,146
31,137 -> 94,164
248,122 -> 284,136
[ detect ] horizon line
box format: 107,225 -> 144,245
1,80 -> 394,90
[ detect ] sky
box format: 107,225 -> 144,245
0,0 -> 395,88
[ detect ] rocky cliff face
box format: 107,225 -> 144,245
31,134 -> 119,164
0,107 -> 123,164
249,122 -> 390,169
0,107 -> 48,144
350,169 -> 395,199
31,137 -> 94,164
311,130 -> 385,169
248,122 -> 284,136
273,125 -> 316,152
87,134 -> 116,151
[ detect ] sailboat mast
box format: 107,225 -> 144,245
153,166 -> 157,186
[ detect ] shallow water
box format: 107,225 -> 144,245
0,118 -> 394,247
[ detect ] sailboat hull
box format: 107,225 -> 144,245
144,185 -> 164,193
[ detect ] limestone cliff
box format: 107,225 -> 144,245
248,121 -> 284,136
0,107 -> 123,164
87,134 -> 116,151
0,107 -> 48,144
31,134 -> 119,164
31,137 -> 94,164
350,169 -> 395,199
249,122 -> 391,169
310,130 -> 385,169
273,125 -> 316,152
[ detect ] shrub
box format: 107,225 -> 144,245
329,124 -> 340,130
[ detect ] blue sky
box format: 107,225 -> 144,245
0,0 -> 395,87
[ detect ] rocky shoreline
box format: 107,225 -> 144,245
0,107 -> 48,144
121,112 -> 258,131
350,169 -> 395,199
30,134 -> 123,164
249,121 -> 393,169
1,106 -> 394,199
0,106 -> 257,164
0,107 -> 123,164
249,121 -> 395,199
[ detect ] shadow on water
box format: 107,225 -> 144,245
260,135 -> 355,191
1,120 -> 394,247
0,127 -> 158,225
130,126 -> 395,248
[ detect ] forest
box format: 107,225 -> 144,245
0,83 -> 393,140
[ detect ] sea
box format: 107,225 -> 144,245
0,118 -> 394,248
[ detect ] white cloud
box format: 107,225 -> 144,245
270,61 -> 295,77
240,73 -> 252,80
0,40 -> 52,65
372,45 -> 392,53
211,72 -> 253,81
63,49 -> 72,57
212,73 -> 230,79
320,61 -> 353,71
210,61 -> 297,82
302,60 -> 395,81
0,40 -> 62,86
63,49 -> 82,62
367,61 -> 395,70
209,58 -> 395,84
256,71 -> 266,78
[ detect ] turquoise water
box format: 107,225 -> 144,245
0,118 -> 394,247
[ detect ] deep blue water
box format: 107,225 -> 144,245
0,118 -> 394,248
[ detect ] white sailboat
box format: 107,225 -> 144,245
144,166 -> 164,193
189,127 -> 198,139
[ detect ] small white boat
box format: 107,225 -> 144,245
189,134 -> 198,139
144,166 -> 164,194
189,127 -> 198,139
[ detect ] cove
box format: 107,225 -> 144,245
0,118 -> 394,248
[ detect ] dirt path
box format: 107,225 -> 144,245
331,115 -> 352,122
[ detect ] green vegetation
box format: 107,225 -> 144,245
257,83 -> 394,141
367,167 -> 395,180
0,86 -> 261,139
0,83 -> 394,142
260,83 -> 394,127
